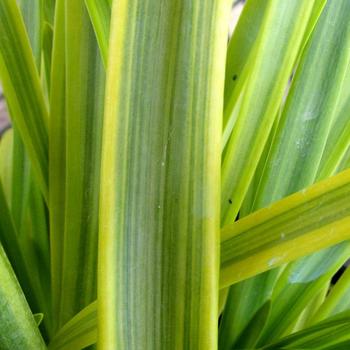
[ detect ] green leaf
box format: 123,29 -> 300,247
85,0 -> 111,67
219,270 -> 279,350
221,0 -> 316,225
98,0 -> 229,348
10,128 -> 31,231
43,0 -> 56,25
21,176 -> 52,336
262,311 -> 350,349
233,300 -> 271,349
253,1 -> 350,342
292,282 -> 329,332
17,0 -> 42,68
48,165 -> 350,341
222,0 -> 268,147
2,127 -> 52,336
58,0 -> 105,329
257,254 -> 349,347
49,301 -> 97,350
297,0 -> 327,62
34,313 -> 44,326
253,0 -> 350,210
317,63 -> 350,180
338,147 -> 350,173
220,2 -> 350,347
49,0 -> 66,329
0,129 -> 13,201
0,244 -> 46,349
323,339 -> 350,350
220,168 -> 350,288
0,181 -> 37,309
42,22 -> 54,91
311,267 -> 350,324
219,4 -> 330,344
0,0 -> 49,201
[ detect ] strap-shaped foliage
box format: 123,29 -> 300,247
98,0 -> 229,348
0,0 -> 48,201
49,301 -> 97,350
58,0 -> 105,329
254,1 -> 350,344
221,168 -> 350,287
85,0 -> 111,67
221,0 -> 316,225
0,128 -> 52,336
49,0 -> 66,328
56,168 -> 350,348
220,1 -> 350,348
0,245 -> 46,349
1,0 -> 350,348
311,266 -> 350,324
263,310 -> 350,349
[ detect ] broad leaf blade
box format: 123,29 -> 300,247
98,0 -> 229,348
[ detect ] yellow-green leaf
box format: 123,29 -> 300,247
220,168 -> 350,288
98,0 -> 229,348
0,0 -> 48,201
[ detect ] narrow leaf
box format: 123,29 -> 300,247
42,22 -> 54,91
0,181 -> 40,314
221,2 -> 350,346
0,0 -> 49,200
257,256 -> 349,348
17,0 -> 42,67
49,0 -> 66,330
59,0 -> 105,328
220,168 -> 350,288
253,0 -> 350,210
234,300 -> 271,349
311,267 -> 350,324
49,301 -> 97,350
222,0 -> 268,147
263,311 -> 350,349
1,127 -> 52,335
221,0 -> 316,225
0,245 -> 46,349
85,0 -> 111,67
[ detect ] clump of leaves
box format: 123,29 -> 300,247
0,0 -> 350,349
